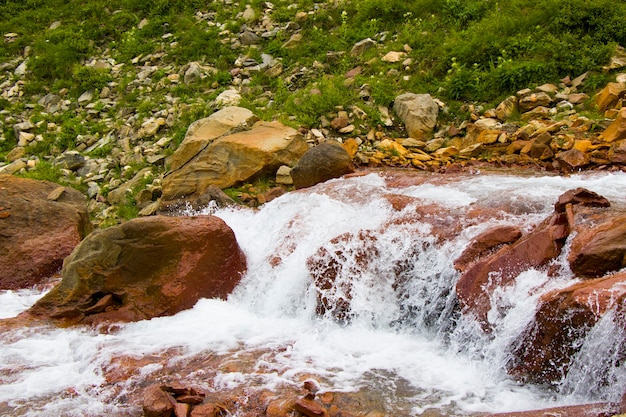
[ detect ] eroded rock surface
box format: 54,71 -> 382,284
25,215 -> 246,325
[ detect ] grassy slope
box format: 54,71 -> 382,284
0,0 -> 624,152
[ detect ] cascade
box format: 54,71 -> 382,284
0,171 -> 625,416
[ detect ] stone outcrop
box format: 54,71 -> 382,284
453,225 -> 523,272
25,215 -> 246,325
393,93 -> 439,140
0,174 -> 91,290
162,119 -> 307,201
290,141 -> 355,189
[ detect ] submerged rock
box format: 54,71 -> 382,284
0,174 -> 92,290
25,215 -> 247,325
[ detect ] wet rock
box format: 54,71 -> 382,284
485,402 -> 618,417
142,384 -> 175,417
294,397 -> 328,417
290,141 -> 355,189
509,271 -> 626,384
454,225 -> 523,272
0,175 -> 91,290
25,215 -> 246,324
568,214 -> 626,278
393,93 -> 439,140
456,211 -> 569,327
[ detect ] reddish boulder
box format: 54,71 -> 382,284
25,215 -> 246,325
568,214 -> 626,278
294,397 -> 329,417
142,384 -> 175,417
454,225 -> 523,272
508,272 -> 626,384
554,187 -> 610,213
290,141 -> 355,189
456,212 -> 569,326
0,174 -> 91,289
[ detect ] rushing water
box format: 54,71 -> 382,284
1,171 -> 625,416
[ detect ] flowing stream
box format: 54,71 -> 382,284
1,170 -> 625,416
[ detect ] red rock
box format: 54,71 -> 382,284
454,225 -> 523,272
508,272 -> 626,384
174,402 -> 190,417
0,174 -> 91,290
143,384 -> 175,417
25,215 -> 247,325
294,397 -> 328,417
189,403 -> 218,417
456,212 -> 569,327
554,188 -> 610,213
568,214 -> 626,278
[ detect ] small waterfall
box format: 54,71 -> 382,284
1,171 -> 625,416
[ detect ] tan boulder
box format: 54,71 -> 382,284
0,175 -> 92,290
495,96 -> 517,121
393,93 -> 439,140
599,107 -> 626,142
168,106 -> 259,172
25,215 -> 247,325
556,148 -> 588,170
162,120 -> 307,201
518,92 -> 552,113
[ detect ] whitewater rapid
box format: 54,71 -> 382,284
1,171 -> 625,416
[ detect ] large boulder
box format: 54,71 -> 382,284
290,141 -> 354,189
162,120 -> 307,201
0,174 -> 91,290
393,93 -> 439,140
453,225 -> 523,272
599,107 -> 626,142
508,271 -> 626,384
168,106 -> 259,172
25,215 -> 247,325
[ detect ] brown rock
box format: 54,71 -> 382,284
554,188 -> 610,213
509,272 -> 626,384
484,402 -> 617,417
568,214 -> 626,278
174,403 -> 190,417
599,107 -> 626,142
609,139 -> 626,164
143,384 -> 175,417
495,96 -> 517,121
291,141 -> 355,189
556,148 -> 588,170
0,175 -> 91,290
454,225 -> 523,272
189,403 -> 218,417
294,397 -> 328,417
25,215 -> 246,325
595,82 -> 626,112
330,117 -> 349,130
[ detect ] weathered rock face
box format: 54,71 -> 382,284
162,120 -> 307,201
167,106 -> 259,172
568,214 -> 626,278
393,93 -> 439,140
0,174 -> 91,290
508,272 -> 626,385
25,215 -> 246,325
290,141 -> 355,189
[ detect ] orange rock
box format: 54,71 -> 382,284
599,107 -> 626,142
595,81 -> 626,112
